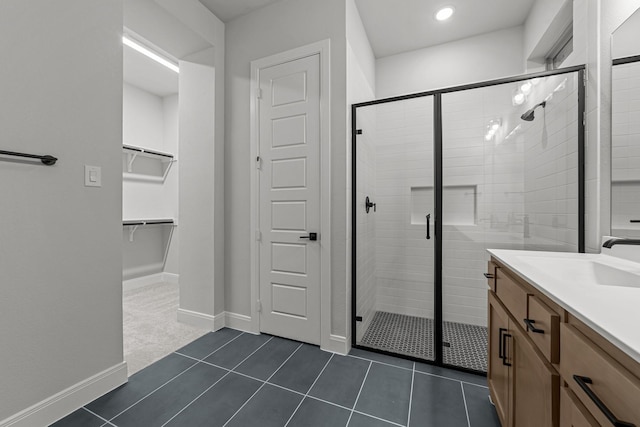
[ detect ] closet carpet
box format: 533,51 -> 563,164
123,282 -> 209,375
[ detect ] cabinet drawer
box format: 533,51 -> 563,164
495,269 -> 528,332
526,295 -> 560,364
560,323 -> 640,426
486,261 -> 498,291
560,385 -> 599,427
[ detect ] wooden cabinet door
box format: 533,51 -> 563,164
488,291 -> 511,426
560,386 -> 599,427
512,323 -> 560,427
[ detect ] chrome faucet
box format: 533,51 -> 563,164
602,238 -> 640,248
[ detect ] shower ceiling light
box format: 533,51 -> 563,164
435,6 -> 455,21
122,35 -> 179,73
520,81 -> 532,94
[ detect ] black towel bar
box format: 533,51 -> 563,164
0,150 -> 57,165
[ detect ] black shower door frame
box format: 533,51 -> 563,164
351,65 -> 586,374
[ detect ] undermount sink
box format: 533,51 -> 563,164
515,255 -> 640,288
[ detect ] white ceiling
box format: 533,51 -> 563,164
355,0 -> 536,58
198,0 -> 282,23
199,0 -> 536,58
123,46 -> 178,97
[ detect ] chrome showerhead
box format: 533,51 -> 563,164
521,101 -> 546,121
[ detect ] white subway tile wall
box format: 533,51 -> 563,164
612,62 -> 640,238
521,74 -> 580,252
442,85 -> 524,327
372,98 -> 435,320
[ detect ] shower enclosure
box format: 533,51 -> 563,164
352,66 -> 585,373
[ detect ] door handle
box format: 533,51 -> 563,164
426,214 -> 431,240
300,232 -> 318,241
365,196 -> 376,213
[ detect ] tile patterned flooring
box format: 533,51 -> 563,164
52,328 -> 500,427
360,311 -> 488,372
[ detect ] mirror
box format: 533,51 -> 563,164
611,8 -> 640,238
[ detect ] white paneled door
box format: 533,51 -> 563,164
258,54 -> 321,344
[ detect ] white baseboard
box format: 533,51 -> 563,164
162,272 -> 179,285
177,308 -> 224,331
123,273 -> 179,291
322,334 -> 349,355
0,362 -> 127,427
225,312 -> 256,333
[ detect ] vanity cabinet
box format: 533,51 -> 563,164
488,256 -> 640,427
488,280 -> 558,427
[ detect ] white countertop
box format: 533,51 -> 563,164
487,249 -> 640,364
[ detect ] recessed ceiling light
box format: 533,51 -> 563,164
435,6 -> 455,21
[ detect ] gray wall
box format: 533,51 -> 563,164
0,0 -> 123,420
224,0 -> 348,336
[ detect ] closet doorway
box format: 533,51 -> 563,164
120,0 -> 221,375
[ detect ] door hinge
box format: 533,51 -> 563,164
256,300 -> 262,313
256,156 -> 262,170
256,88 -> 263,99
255,230 -> 262,241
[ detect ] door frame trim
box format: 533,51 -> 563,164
249,39 -> 332,350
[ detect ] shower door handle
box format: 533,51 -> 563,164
426,214 -> 431,240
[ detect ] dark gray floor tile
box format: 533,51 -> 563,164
225,384 -> 303,427
409,373 -> 468,427
348,412 -> 397,427
415,362 -> 487,386
234,337 -> 300,380
463,383 -> 500,427
309,355 -> 370,408
204,333 -> 271,369
287,397 -> 351,427
349,347 -> 414,369
269,344 -> 332,393
354,363 -> 412,425
112,363 -> 226,427
50,408 -> 105,427
86,353 -> 196,419
175,328 -> 242,360
164,373 -> 262,427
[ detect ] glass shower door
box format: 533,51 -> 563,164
440,72 -> 581,372
354,96 -> 436,362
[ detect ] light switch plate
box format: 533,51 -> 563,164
84,165 -> 102,187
